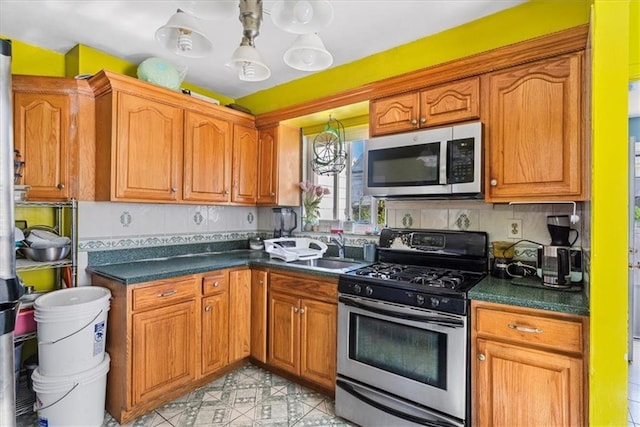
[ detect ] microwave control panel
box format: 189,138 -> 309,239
447,138 -> 475,184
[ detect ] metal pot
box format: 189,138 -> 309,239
249,236 -> 265,250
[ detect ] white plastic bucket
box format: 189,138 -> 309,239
32,353 -> 110,427
34,287 -> 111,376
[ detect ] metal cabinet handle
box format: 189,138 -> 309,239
57,183 -> 65,190
158,290 -> 177,297
508,323 -> 543,334
490,179 -> 498,186
410,118 -> 418,126
204,306 -> 211,312
293,307 -> 299,313
477,354 -> 486,361
271,192 -> 275,196
299,308 -> 305,314
419,117 -> 426,124
224,189 -> 230,195
171,187 -> 177,193
259,280 -> 264,285
213,282 -> 219,287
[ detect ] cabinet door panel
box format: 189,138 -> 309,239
370,92 -> 420,136
268,292 -> 300,375
300,299 -> 336,389
231,125 -> 258,204
420,77 -> 479,127
14,93 -> 71,200
257,128 -> 277,204
116,93 -> 183,201
202,294 -> 229,375
251,270 -> 268,363
229,269 -> 252,362
475,339 -> 583,427
132,300 -> 196,405
485,53 -> 584,201
184,111 -> 232,202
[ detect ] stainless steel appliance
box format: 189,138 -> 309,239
364,122 -> 482,198
538,215 -> 578,288
1,38 -> 23,427
272,207 -> 297,238
336,228 -> 488,427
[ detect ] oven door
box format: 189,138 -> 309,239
337,294 -> 468,422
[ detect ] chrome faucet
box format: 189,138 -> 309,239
330,232 -> 345,259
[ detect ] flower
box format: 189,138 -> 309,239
299,180 -> 330,224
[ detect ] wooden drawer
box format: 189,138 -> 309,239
474,304 -> 584,354
202,270 -> 229,296
269,272 -> 337,303
132,276 -> 198,311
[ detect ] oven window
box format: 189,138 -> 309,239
367,143 -> 441,187
348,312 -> 447,389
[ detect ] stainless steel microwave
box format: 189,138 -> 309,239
364,122 -> 482,198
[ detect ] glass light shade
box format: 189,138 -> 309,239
283,33 -> 333,71
271,0 -> 333,34
228,45 -> 271,82
155,10 -> 213,58
178,1 -> 237,20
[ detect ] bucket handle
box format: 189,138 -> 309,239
34,382 -> 79,412
39,309 -> 104,345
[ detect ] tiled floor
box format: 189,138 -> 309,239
631,340 -> 640,426
17,363 -> 355,427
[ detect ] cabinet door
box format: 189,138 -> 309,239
300,298 -> 337,389
484,53 -> 584,201
231,124 -> 258,204
115,92 -> 183,201
184,110 -> 232,202
201,293 -> 229,376
420,77 -> 479,127
229,269 -> 251,362
268,291 -> 300,376
475,338 -> 583,427
257,127 -> 277,205
132,300 -> 196,405
369,92 -> 420,136
251,270 -> 268,363
14,92 -> 72,200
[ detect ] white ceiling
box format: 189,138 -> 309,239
0,0 -> 525,100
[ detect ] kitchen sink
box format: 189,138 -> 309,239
291,257 -> 363,271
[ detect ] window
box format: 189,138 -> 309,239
303,124 -> 385,231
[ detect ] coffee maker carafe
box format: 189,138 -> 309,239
273,207 -> 297,238
538,215 -> 577,287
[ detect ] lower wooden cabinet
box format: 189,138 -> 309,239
229,269 -> 252,362
268,272 -> 337,391
201,270 -> 229,376
251,269 -> 268,363
471,300 -> 588,427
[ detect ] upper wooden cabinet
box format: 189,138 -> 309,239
369,77 -> 479,136
90,70 -> 256,204
257,124 -> 301,206
13,75 -> 95,201
471,300 -> 588,427
482,53 -> 585,202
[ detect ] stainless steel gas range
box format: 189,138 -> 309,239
335,228 -> 488,427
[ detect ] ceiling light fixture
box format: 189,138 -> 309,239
156,0 -> 334,82
155,9 -> 213,58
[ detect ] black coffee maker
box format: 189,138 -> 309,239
538,215 -> 578,287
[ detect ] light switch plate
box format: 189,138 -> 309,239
508,219 -> 522,239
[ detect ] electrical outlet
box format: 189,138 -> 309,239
508,219 -> 522,239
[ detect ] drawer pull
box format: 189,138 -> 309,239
158,290 -> 178,297
508,323 -> 543,334
213,282 -> 219,288
204,306 -> 211,312
477,354 -> 486,361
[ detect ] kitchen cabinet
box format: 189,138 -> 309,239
90,70 -> 256,205
268,271 -> 337,391
482,52 -> 586,202
250,269 -> 268,363
257,124 -> 301,206
13,75 -> 95,201
228,268 -> 252,362
471,300 -> 588,427
369,77 -> 479,136
201,270 -> 229,376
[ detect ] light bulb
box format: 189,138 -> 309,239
297,49 -> 316,65
241,62 -> 256,80
293,0 -> 313,24
177,29 -> 193,52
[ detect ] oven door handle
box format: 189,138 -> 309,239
336,379 -> 458,427
338,296 -> 464,328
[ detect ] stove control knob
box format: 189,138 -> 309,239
430,297 -> 440,308
416,295 -> 425,305
365,286 -> 373,296
353,284 -> 362,294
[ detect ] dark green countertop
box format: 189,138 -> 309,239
469,275 -> 589,316
87,250 -> 369,285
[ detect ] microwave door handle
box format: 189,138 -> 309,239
439,140 -> 448,185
